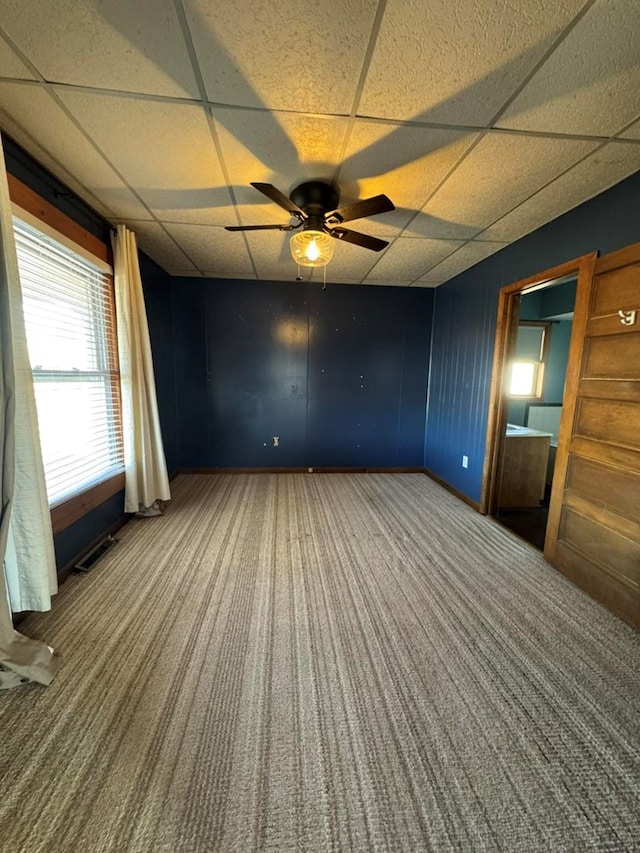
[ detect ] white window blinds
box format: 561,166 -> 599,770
13,216 -> 124,507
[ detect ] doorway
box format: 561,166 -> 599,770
492,283 -> 576,549
482,246 -> 640,629
480,254 -> 596,555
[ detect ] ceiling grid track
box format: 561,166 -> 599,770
0,24 -> 200,272
173,0 -> 259,279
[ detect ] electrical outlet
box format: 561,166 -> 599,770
272,436 -> 280,447
462,455 -> 469,469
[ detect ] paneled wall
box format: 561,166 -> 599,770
172,278 -> 433,469
426,169 -> 640,504
139,253 -> 178,474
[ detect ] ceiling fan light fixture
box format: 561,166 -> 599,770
290,229 -> 334,267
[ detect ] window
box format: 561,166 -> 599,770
13,215 -> 124,507
509,322 -> 550,399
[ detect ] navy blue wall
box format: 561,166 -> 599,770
139,253 -> 178,475
172,278 -> 433,468
425,169 -> 640,504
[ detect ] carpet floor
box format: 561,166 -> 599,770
1,473 -> 639,852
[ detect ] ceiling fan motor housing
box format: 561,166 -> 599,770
290,181 -> 339,230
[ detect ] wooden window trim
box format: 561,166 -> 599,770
8,174 -> 124,532
7,174 -> 109,264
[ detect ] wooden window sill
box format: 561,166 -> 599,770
51,472 -> 126,535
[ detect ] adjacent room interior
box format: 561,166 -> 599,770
0,2 -> 639,851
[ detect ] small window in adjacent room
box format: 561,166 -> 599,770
508,322 -> 550,399
13,214 -> 124,507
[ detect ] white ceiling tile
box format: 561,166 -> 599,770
185,0 -> 378,113
0,83 -> 149,219
410,281 -> 440,289
244,230 -> 299,280
164,223 -> 253,276
366,237 -> 463,281
0,36 -> 35,80
479,141 -> 640,242
418,240 -> 508,284
358,0 -> 588,124
337,120 -> 479,236
57,91 -> 232,225
415,133 -> 598,240
121,220 -> 197,274
0,0 -> 198,97
497,0 -> 640,136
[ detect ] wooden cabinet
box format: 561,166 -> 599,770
498,429 -> 551,508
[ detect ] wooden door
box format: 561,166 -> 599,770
545,243 -> 640,629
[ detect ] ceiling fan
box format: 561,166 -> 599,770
225,181 -> 395,267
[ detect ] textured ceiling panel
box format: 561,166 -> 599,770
315,238 -> 380,282
358,0 -> 588,124
415,133 -> 598,240
57,91 -> 231,224
121,220 -> 198,274
0,36 -> 35,80
365,237 -> 463,282
244,230 -> 297,280
338,120 -> 479,236
620,117 -> 640,140
0,83 -> 150,219
497,0 -> 640,136
164,223 -> 254,276
0,0 -> 638,288
418,240 -> 508,285
214,109 -> 350,228
185,0 -> 378,113
0,0 -> 198,97
479,142 -> 640,242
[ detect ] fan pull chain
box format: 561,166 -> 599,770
323,265 -> 327,290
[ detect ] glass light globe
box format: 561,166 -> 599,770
290,230 -> 334,267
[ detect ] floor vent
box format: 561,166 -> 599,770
74,535 -> 118,573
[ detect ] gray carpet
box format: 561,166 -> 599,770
1,473 -> 639,852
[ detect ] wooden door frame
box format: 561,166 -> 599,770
480,253 -> 598,555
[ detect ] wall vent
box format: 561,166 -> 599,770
74,535 -> 118,573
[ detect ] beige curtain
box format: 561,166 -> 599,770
0,137 -> 59,689
112,225 -> 170,514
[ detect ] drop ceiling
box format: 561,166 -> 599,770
1,0 -> 639,287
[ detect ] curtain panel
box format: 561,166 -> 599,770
0,137 -> 59,689
112,225 -> 170,514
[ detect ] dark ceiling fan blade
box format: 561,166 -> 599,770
224,223 -> 299,232
250,182 -> 306,218
325,194 -> 395,224
329,227 -> 389,252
